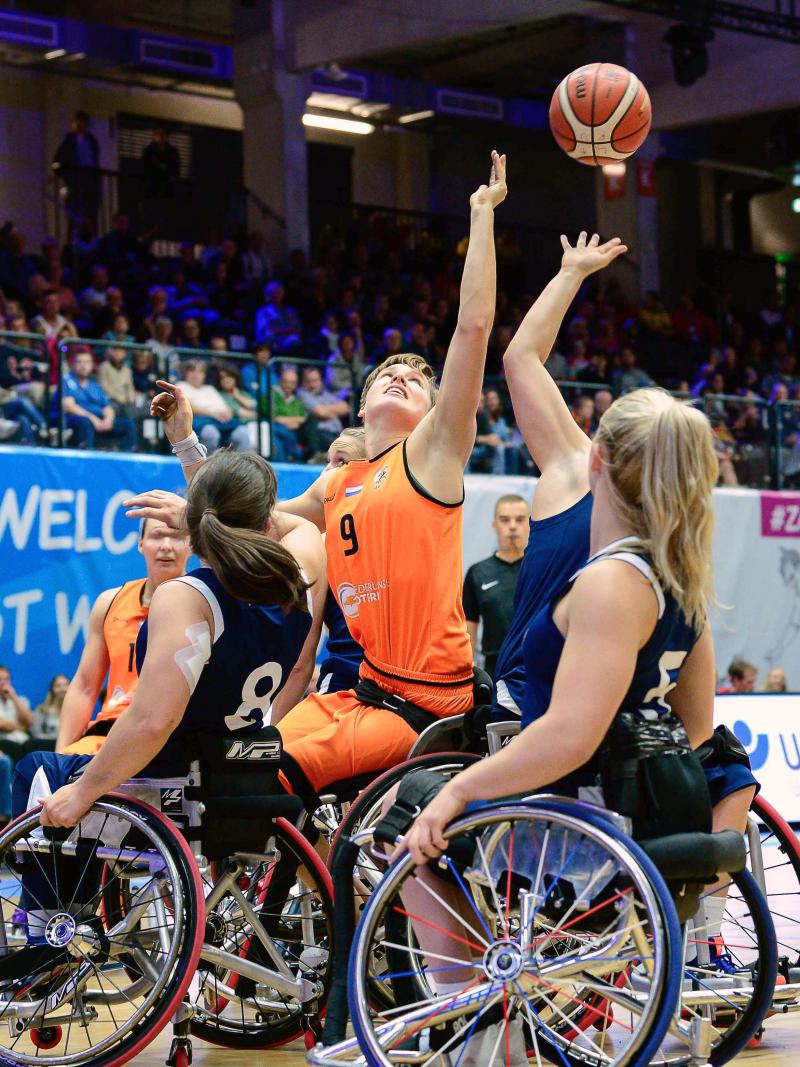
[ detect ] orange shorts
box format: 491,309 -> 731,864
277,690 -> 418,794
62,734 -> 106,756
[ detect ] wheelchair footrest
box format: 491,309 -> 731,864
640,830 -> 745,880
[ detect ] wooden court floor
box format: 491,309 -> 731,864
136,1013 -> 800,1066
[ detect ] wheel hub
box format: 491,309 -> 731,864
45,912 -> 76,948
483,939 -> 524,982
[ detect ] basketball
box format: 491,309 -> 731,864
549,62 -> 652,165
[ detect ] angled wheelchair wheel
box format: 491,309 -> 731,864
346,802 -> 683,1067
328,752 -> 480,1013
188,817 -> 334,1049
0,795 -> 204,1067
749,794 -> 800,975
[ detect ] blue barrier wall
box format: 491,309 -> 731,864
0,447 -> 320,707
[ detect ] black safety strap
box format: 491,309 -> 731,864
355,678 -> 439,735
319,837 -> 359,1046
373,768 -> 447,845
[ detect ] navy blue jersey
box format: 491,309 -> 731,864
318,589 -> 363,693
493,493 -> 592,712
135,566 -> 311,772
521,540 -> 700,791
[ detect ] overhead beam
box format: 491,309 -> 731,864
594,1 -> 800,44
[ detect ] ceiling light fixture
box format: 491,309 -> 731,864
398,110 -> 435,125
302,114 -> 375,135
44,49 -> 67,60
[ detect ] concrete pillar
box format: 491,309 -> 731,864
233,0 -> 310,266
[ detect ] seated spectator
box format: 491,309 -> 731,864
30,288 -> 77,341
29,673 -> 69,751
98,212 -> 141,281
178,315 -> 203,350
97,345 -> 137,415
372,326 -> 403,365
296,365 -> 349,454
80,264 -> 111,318
92,286 -> 126,337
145,316 -> 176,376
165,267 -> 206,318
270,365 -> 307,462
239,230 -> 272,293
717,658 -> 757,693
241,342 -> 271,408
671,293 -> 719,349
0,664 -> 33,763
205,259 -> 239,320
485,387 -> 520,474
639,289 -> 672,335
593,388 -> 613,425
590,317 -> 620,358
719,346 -> 745,393
175,239 -> 205,285
54,348 -> 137,451
318,311 -> 341,358
612,348 -> 652,394
177,359 -> 251,452
763,351 -> 798,399
571,394 -> 595,435
254,281 -> 302,353
217,363 -> 256,421
0,346 -> 47,443
143,286 -> 171,338
208,335 -> 228,354
102,313 -> 133,344
543,345 -> 568,380
404,320 -> 435,363
326,332 -> 365,398
764,667 -> 788,693
470,391 -> 504,475
576,351 -> 612,385
132,347 -> 159,400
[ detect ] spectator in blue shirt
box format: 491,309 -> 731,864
253,281 -> 302,353
241,342 -> 271,411
53,348 -> 137,451
611,347 -> 653,395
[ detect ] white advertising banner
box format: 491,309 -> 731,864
462,478 -> 800,689
714,694 -> 800,821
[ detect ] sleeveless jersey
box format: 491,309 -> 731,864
493,493 -> 592,713
323,439 -> 473,715
318,590 -> 363,692
97,578 -> 149,724
521,540 -> 700,790
135,566 -> 312,772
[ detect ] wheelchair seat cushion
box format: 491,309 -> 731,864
639,829 -> 746,880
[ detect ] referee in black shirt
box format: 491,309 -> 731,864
463,493 -> 529,678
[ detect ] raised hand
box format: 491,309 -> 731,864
470,150 -> 507,211
560,231 -> 628,278
124,489 -> 187,530
151,380 -> 194,444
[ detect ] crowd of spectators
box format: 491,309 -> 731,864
1,204 -> 799,481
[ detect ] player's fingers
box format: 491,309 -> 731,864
577,230 -> 587,246
589,233 -> 600,245
608,244 -> 629,260
432,823 -> 448,851
560,234 -> 570,252
154,380 -> 178,393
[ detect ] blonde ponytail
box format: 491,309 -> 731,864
595,389 -> 717,631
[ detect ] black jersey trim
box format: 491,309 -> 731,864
363,653 -> 473,689
368,441 -> 401,464
401,440 -> 464,509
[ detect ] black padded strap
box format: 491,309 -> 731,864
355,678 -> 438,735
696,725 -> 751,770
279,750 -> 321,813
373,768 -> 447,845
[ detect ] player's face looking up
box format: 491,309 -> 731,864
492,501 -> 530,553
138,519 -> 191,579
325,433 -> 367,470
360,363 -> 434,429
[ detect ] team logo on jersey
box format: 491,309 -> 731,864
338,582 -> 360,618
225,739 -> 282,761
345,484 -> 363,497
373,465 -> 389,490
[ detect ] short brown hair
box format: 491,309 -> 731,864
728,658 -> 756,680
359,354 -> 437,414
494,493 -> 528,516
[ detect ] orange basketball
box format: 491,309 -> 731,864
549,62 -> 652,166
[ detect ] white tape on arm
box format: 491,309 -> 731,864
174,621 -> 212,693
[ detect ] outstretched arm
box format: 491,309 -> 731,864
407,151 -> 506,501
504,232 -> 626,519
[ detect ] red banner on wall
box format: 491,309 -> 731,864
603,170 -> 626,201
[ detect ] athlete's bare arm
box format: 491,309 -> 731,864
270,516 -> 327,722
42,582 -> 212,826
274,469 -> 331,531
667,625 -> 715,749
504,232 -> 626,521
55,587 -> 118,753
406,151 -> 507,503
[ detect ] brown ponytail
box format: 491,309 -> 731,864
186,451 -> 309,609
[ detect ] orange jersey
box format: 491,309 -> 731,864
323,440 -> 473,715
97,578 -> 149,723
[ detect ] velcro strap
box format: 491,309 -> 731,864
696,725 -> 751,770
355,678 -> 438,735
373,768 -> 447,845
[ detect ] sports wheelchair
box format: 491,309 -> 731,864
315,716 -> 795,1066
0,732 -> 334,1067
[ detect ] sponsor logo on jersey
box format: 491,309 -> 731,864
225,739 -> 282,761
323,493 -> 335,504
337,579 -> 389,618
345,484 -> 363,497
374,465 -> 389,490
160,787 -> 184,812
481,580 -> 499,591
